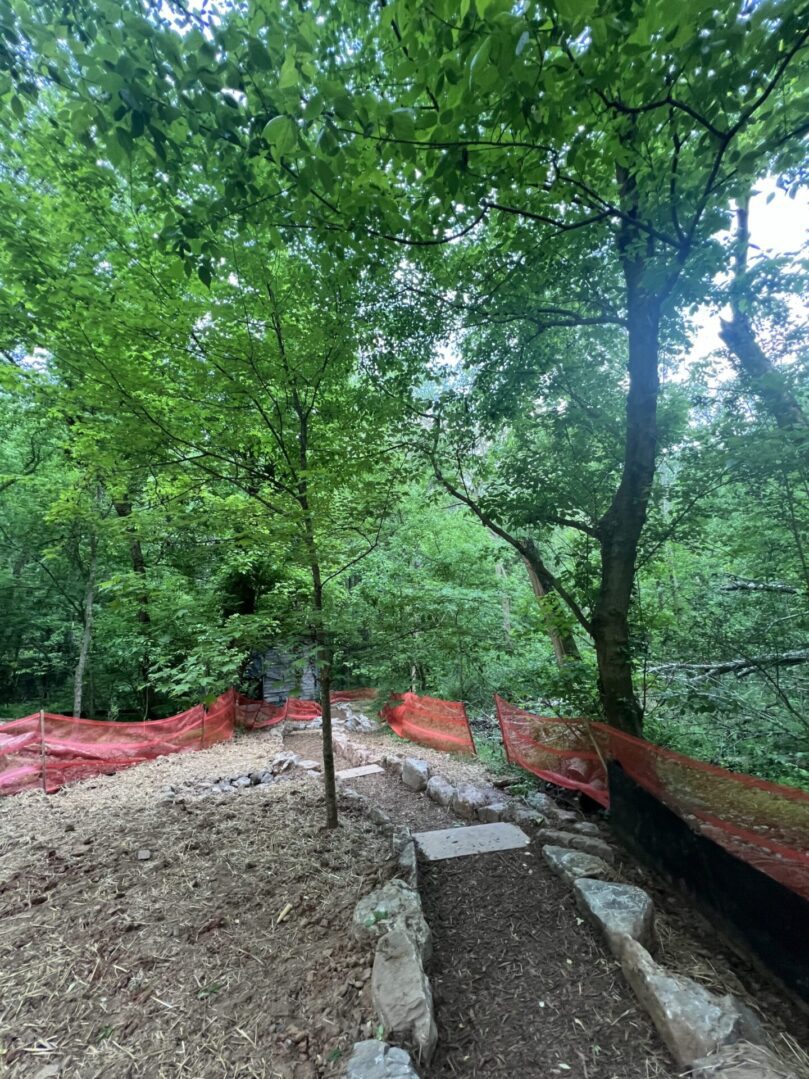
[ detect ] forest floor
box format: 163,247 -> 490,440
1,716 -> 807,1079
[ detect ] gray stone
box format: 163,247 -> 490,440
390,824 -> 413,855
213,781 -> 234,794
270,751 -> 299,774
477,801 -> 510,823
248,771 -> 263,785
690,1044 -> 794,1078
620,939 -> 764,1069
415,822 -> 530,861
232,775 -> 251,788
536,828 -> 615,864
338,706 -> 380,733
136,849 -> 151,861
372,929 -> 437,1063
344,1039 -> 419,1079
397,840 -> 418,888
525,792 -> 579,826
258,771 -> 274,784
571,821 -> 602,836
513,807 -> 544,828
353,879 -> 432,962
573,879 -> 655,956
402,758 -> 431,792
370,806 -> 393,829
451,784 -> 490,819
524,791 -> 576,824
296,758 -> 321,771
336,764 -> 385,780
542,845 -> 614,885
425,775 -> 455,807
383,755 -> 404,778
525,791 -> 559,814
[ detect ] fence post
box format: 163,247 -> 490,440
39,708 -> 46,793
201,705 -> 207,749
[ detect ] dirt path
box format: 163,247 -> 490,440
293,722 -> 809,1079
289,730 -> 676,1078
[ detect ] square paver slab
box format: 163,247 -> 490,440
413,822 -> 530,861
335,764 -> 385,780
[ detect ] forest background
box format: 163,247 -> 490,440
0,0 -> 807,792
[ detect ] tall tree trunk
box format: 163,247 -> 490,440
720,197 -> 808,431
591,249 -> 661,737
112,499 -> 152,718
73,535 -> 96,718
521,540 -> 580,664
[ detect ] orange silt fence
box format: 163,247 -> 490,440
495,694 -> 809,902
381,692 -> 476,755
0,688 -> 324,797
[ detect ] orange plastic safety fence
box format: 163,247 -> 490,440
381,692 -> 476,755
0,689 -> 324,797
495,695 -> 809,901
494,694 -> 609,806
601,723 -> 809,901
331,688 -> 378,702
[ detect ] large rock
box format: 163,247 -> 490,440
536,828 -> 615,864
353,879 -> 432,962
690,1044 -> 795,1078
425,775 -> 455,807
573,879 -> 655,956
620,939 -> 764,1069
372,929 -> 437,1064
451,784 -> 490,819
542,845 -> 614,885
477,801 -> 510,823
344,1039 -> 419,1079
402,758 -> 430,792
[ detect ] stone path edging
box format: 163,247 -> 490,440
342,776 -> 435,1074
336,734 -> 794,1077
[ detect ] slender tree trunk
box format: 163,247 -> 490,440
295,412 -> 339,828
312,580 -> 338,829
591,251 -> 661,737
720,197 -> 808,431
521,541 -> 580,664
112,499 -> 152,718
73,535 -> 96,718
494,561 -> 514,650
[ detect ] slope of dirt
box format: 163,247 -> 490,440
0,733 -> 390,1079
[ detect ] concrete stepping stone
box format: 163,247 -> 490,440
414,822 -> 530,861
335,764 -> 385,780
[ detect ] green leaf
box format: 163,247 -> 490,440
390,108 -> 416,140
262,115 -> 298,155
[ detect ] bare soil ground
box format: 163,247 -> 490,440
0,730 -> 389,1079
